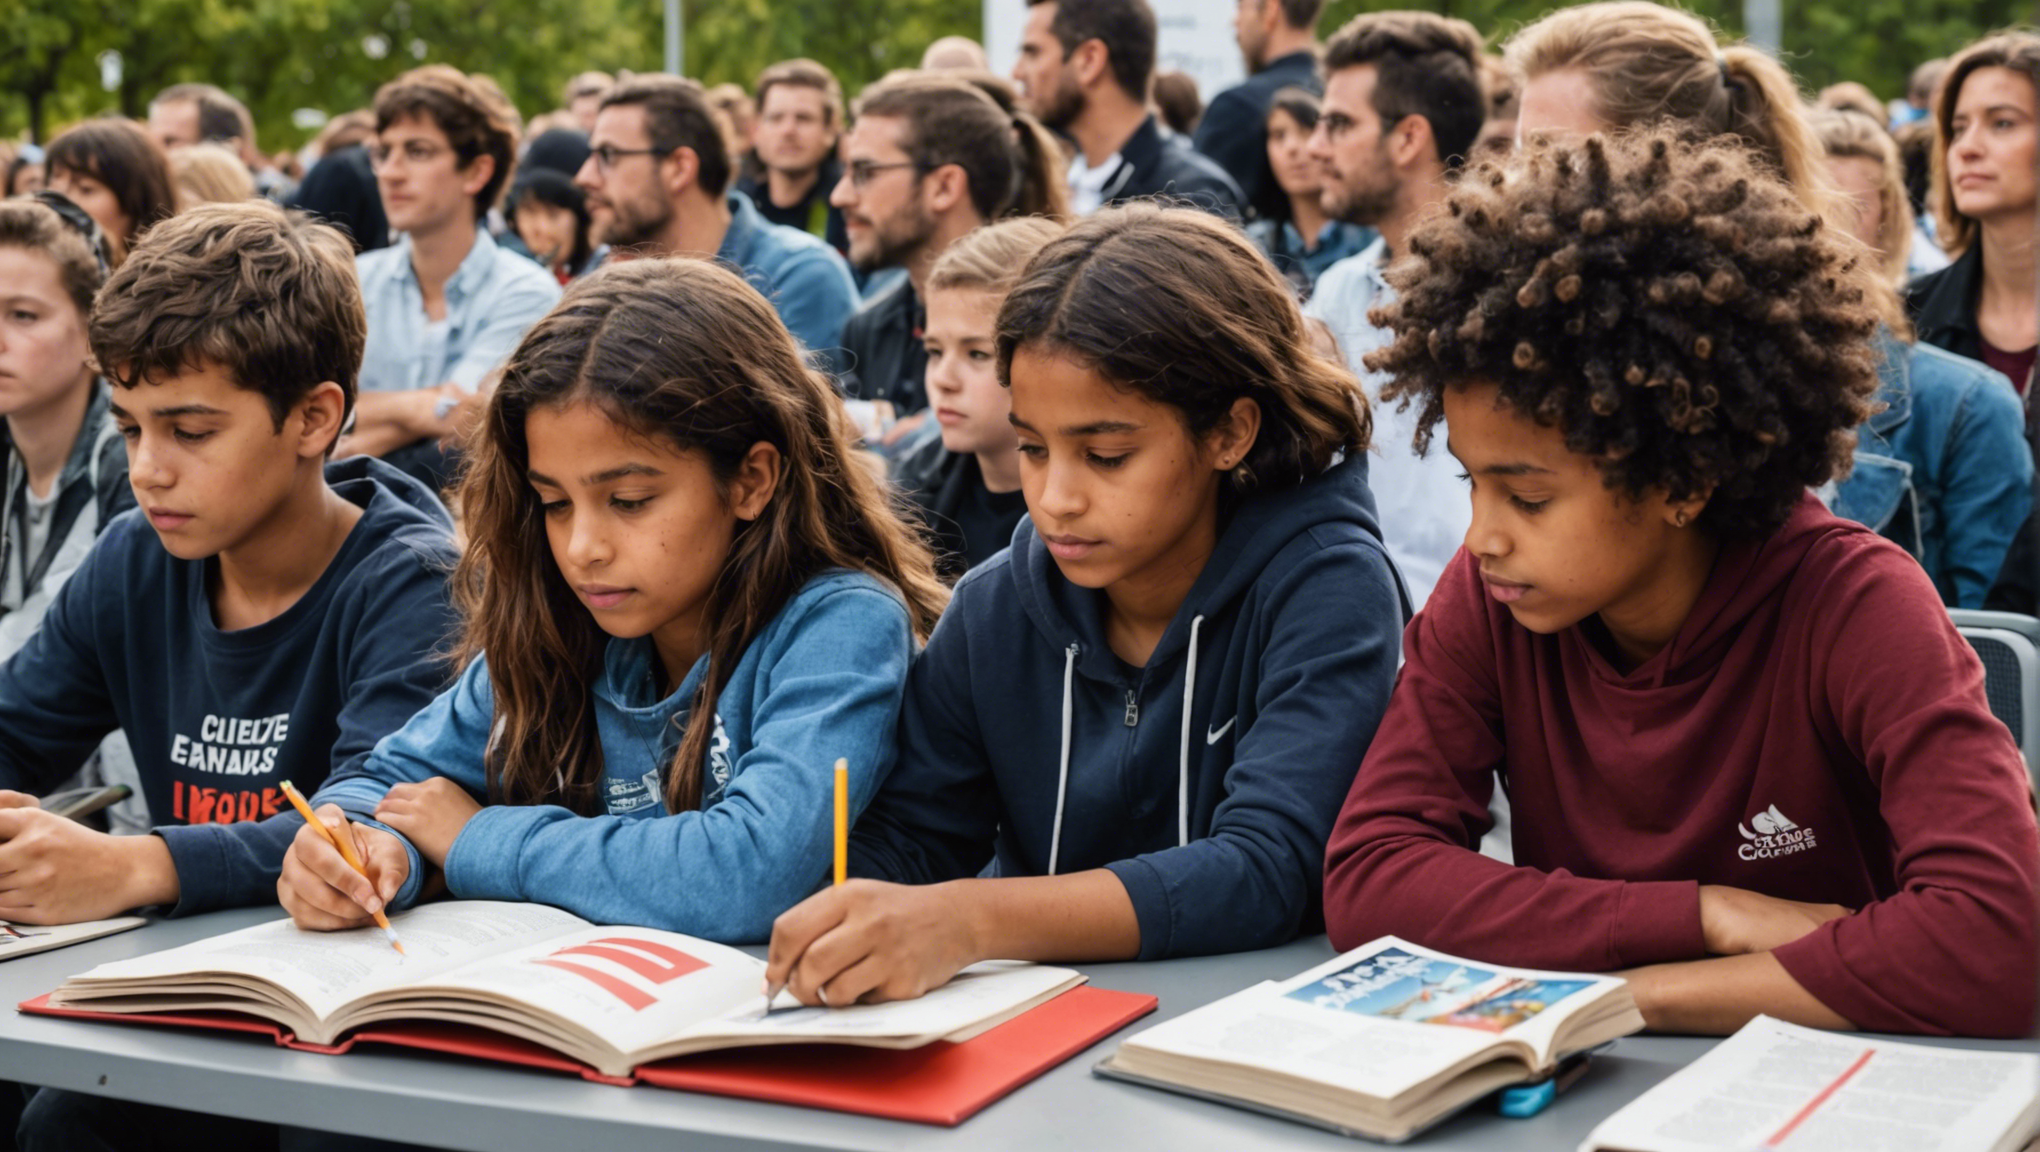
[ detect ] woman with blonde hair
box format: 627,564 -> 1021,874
1504,1 -> 1838,219
170,142 -> 254,210
1811,109 -> 2030,608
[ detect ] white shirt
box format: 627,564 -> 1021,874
1067,151 -> 1124,216
1304,238 -> 1471,613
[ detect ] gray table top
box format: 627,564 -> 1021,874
0,908 -> 2031,1151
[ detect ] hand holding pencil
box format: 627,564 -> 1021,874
276,781 -> 409,953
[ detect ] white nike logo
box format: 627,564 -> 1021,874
1206,717 -> 1235,745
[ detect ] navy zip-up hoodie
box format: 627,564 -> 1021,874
0,457 -> 458,915
850,452 -> 1406,958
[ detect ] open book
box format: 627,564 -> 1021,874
1096,935 -> 1643,1143
0,916 -> 145,962
1580,1015 -> 2040,1152
44,902 -> 1084,1079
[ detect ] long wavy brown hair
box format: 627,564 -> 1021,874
456,258 -> 948,814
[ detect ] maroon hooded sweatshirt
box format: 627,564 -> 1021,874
1323,493 -> 2040,1037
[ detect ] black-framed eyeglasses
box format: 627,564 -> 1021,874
846,159 -> 936,188
589,145 -> 673,173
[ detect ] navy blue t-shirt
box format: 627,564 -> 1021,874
0,457 -> 458,914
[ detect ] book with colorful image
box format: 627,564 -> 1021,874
1097,936 -> 1643,1143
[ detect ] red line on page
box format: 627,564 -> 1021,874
1762,1049 -> 1874,1148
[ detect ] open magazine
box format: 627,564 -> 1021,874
42,901 -> 1084,1079
1580,1015 -> 2040,1152
1095,935 -> 1643,1143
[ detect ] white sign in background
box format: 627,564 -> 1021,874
983,0 -> 1248,122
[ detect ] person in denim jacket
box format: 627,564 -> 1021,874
1815,110 -> 2032,606
1829,332 -> 2030,606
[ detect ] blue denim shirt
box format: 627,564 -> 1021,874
1829,331 -> 2032,607
355,227 -> 561,393
1248,218 -> 1375,298
716,191 -> 858,372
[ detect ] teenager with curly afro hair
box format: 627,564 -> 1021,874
1323,128 -> 2040,1040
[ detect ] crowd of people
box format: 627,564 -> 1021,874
0,0 -> 2036,1147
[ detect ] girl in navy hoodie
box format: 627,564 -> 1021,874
766,203 -> 1406,1005
1324,130 -> 2040,1037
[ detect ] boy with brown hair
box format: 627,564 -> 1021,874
0,200 -> 459,927
349,64 -> 560,490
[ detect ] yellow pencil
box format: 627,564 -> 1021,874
760,757 -> 851,1015
278,780 -> 406,956
833,758 -> 849,887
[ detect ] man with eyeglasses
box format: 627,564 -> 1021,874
1012,0 -> 1242,218
349,65 -> 562,493
828,75 -> 1039,451
576,75 -> 858,372
1301,10 -> 1486,611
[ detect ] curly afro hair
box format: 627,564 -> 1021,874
1366,127 -> 1882,540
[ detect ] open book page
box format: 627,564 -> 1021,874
1120,936 -> 1628,1104
0,917 -> 145,962
360,924 -> 764,1061
689,961 -> 1085,1048
54,903 -> 592,1024
1581,1016 -> 2040,1152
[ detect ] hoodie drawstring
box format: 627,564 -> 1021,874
1177,615 -> 1204,848
1049,618 -> 1204,874
1048,643 -> 1078,876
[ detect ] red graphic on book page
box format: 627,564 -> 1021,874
532,937 -> 710,1010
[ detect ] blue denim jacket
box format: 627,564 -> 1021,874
716,191 -> 858,373
1829,332 -> 2031,607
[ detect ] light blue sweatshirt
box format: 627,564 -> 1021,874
313,569 -> 912,942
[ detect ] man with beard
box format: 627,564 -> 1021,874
1301,11 -> 1484,610
1012,0 -> 1242,218
1193,0 -> 1326,222
830,75 -> 1068,448
734,59 -> 850,259
574,74 -> 857,368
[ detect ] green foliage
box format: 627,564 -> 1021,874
2,0 -> 2031,147
0,0 -> 977,148
1316,0 -> 2035,103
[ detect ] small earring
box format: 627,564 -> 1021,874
1674,510 -> 1690,528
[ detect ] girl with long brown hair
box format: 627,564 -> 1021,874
281,258 -> 946,941
766,203 -> 1405,1005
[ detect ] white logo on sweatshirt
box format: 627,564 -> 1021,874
1737,804 -> 1817,861
1206,717 -> 1235,745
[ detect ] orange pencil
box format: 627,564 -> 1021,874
833,757 -> 849,887
278,780 -> 406,956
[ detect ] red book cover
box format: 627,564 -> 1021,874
19,985 -> 1156,1125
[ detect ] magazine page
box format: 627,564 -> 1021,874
55,902 -> 592,1023
1122,936 -> 1624,1102
1,916 -> 145,962
1581,1016 -> 2040,1152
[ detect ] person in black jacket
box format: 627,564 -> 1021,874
1904,33 -> 2039,391
1012,0 -> 1244,218
894,217 -> 1067,579
1193,0 -> 1324,222
833,75 -> 1069,451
